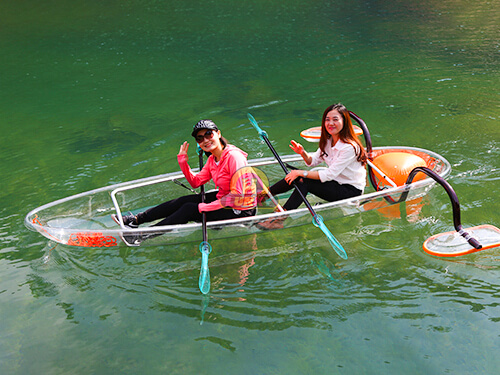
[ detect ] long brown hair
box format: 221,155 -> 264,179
318,103 -> 367,165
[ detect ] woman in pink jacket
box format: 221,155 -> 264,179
113,120 -> 256,235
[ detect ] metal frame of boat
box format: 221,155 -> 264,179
25,113 -> 452,248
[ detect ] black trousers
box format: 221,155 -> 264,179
136,191 -> 256,227
269,178 -> 362,211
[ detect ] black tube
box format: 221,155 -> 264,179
403,167 -> 482,249
349,110 -> 372,155
349,110 -> 384,194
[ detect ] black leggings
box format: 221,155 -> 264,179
269,178 -> 362,211
136,191 -> 256,227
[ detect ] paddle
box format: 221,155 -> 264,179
197,145 -> 212,294
248,113 -> 348,260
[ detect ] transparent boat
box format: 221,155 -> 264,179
25,144 -> 451,248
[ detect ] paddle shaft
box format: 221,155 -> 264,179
259,132 -> 317,218
199,150 -> 208,243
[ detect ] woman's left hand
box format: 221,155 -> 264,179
285,170 -> 303,185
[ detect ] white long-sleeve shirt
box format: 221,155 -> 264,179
306,138 -> 366,191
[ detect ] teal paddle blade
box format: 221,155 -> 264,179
312,215 -> 348,259
247,113 -> 268,139
199,241 -> 212,294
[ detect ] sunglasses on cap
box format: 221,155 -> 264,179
195,129 -> 215,143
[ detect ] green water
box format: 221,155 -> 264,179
1,0 -> 499,373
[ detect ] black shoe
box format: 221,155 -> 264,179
120,231 -> 158,247
111,212 -> 138,229
120,232 -> 141,246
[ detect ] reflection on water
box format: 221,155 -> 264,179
6,211 -> 500,373
26,231 -> 500,328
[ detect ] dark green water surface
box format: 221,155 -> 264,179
1,1 -> 499,374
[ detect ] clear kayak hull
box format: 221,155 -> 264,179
25,146 -> 451,247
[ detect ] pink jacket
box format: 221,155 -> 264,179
177,145 -> 257,212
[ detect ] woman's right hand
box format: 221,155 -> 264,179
178,141 -> 189,158
290,139 -> 312,164
289,140 -> 304,155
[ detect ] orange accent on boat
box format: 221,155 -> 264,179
371,152 -> 427,187
32,214 -> 42,225
67,232 -> 118,247
363,197 -> 424,220
300,125 -> 363,141
370,149 -> 438,170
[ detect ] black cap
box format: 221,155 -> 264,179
191,119 -> 218,137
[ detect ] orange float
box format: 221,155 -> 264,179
371,152 -> 427,188
363,197 -> 424,220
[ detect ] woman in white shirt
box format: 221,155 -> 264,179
257,103 -> 367,230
